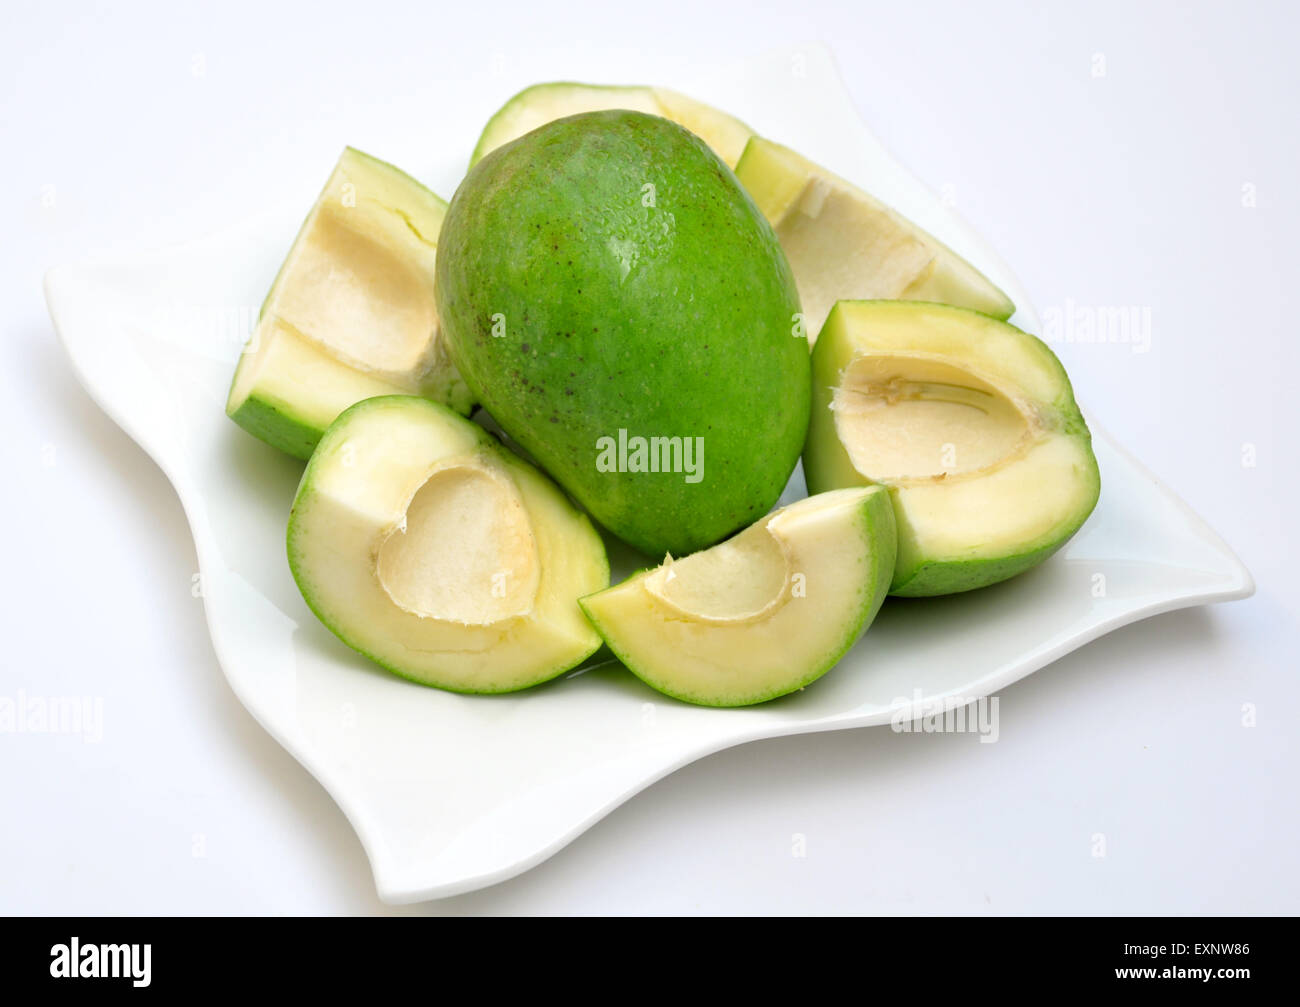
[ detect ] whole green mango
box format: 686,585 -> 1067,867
436,110 -> 808,556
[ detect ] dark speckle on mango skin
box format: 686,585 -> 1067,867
435,110 -> 808,557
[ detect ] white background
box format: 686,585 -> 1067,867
2,0 -> 1296,914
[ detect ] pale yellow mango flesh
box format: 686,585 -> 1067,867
832,353 -> 1032,481
376,461 -> 541,625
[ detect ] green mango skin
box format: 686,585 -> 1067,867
436,111 -> 809,557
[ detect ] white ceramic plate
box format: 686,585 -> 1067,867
45,46 -> 1252,902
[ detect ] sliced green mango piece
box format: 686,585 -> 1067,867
734,137 -> 1015,343
804,301 -> 1100,596
580,487 -> 896,707
288,396 -> 608,692
227,148 -> 471,459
